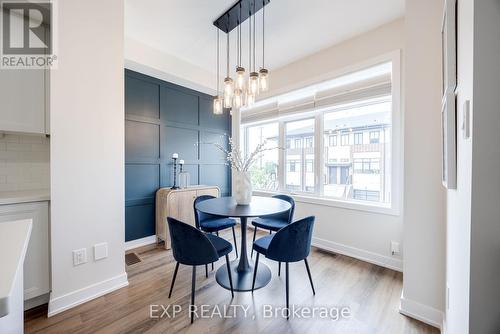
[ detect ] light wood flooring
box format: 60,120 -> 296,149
25,228 -> 439,334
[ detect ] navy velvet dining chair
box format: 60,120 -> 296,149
251,216 -> 315,320
251,194 -> 295,266
167,217 -> 234,324
194,195 -> 238,261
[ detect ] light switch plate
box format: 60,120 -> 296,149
73,248 -> 87,266
94,242 -> 108,261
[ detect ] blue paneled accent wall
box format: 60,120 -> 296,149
125,70 -> 231,242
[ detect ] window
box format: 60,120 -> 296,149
341,134 -> 349,146
328,135 -> 337,146
245,122 -> 279,191
353,190 -> 380,202
353,158 -> 380,174
369,131 -> 380,144
241,60 -> 398,210
286,119 -> 315,193
354,133 -> 363,145
305,137 -> 313,148
294,138 -> 302,149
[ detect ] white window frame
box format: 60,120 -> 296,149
241,51 -> 402,216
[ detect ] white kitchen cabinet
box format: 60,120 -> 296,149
0,10 -> 49,135
0,202 -> 50,303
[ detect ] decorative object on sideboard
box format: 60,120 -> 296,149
171,153 -> 179,190
207,136 -> 278,205
212,0 -> 271,115
178,159 -> 190,189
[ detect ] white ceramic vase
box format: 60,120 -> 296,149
234,170 -> 252,205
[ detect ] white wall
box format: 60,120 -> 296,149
48,0 -> 127,316
236,19 -> 405,271
401,0 -> 446,328
0,134 -> 49,191
125,38 -> 216,96
469,0 -> 500,332
444,0 -> 473,332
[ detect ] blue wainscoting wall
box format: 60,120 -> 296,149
125,69 -> 231,242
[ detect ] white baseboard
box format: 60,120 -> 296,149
312,237 -> 403,272
125,235 -> 157,251
399,294 -> 443,330
48,272 -> 128,317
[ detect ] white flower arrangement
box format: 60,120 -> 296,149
205,136 -> 278,172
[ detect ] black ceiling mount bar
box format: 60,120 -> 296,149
213,0 -> 271,33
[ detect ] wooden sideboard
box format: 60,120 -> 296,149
155,185 -> 220,249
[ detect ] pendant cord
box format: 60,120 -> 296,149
226,31 -> 230,77
253,2 -> 256,71
216,29 -> 219,95
262,0 -> 265,68
248,7 -> 252,73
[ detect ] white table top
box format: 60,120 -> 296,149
0,219 -> 32,318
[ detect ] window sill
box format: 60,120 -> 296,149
252,190 -> 400,216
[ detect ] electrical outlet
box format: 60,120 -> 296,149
390,241 -> 400,255
73,248 -> 87,266
94,242 -> 108,261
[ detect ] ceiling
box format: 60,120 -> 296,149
125,0 -> 404,75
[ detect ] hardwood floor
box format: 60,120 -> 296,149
25,229 -> 439,334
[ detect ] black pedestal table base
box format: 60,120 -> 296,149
216,260 -> 271,292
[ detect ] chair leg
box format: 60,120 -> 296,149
304,258 -> 315,295
252,252 -> 260,292
269,230 -> 272,234
168,262 -> 179,298
190,266 -> 196,324
278,261 -> 281,276
216,231 -> 219,236
205,264 -> 208,278
211,262 -> 214,271
285,262 -> 290,320
251,227 -> 257,258
231,226 -> 239,258
225,254 -> 234,298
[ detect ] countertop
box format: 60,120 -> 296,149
0,189 -> 50,205
0,219 -> 32,317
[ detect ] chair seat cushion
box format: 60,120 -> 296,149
253,235 -> 274,255
205,233 -> 233,257
251,217 -> 288,231
200,218 -> 236,232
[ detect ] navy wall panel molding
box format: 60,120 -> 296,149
125,69 -> 231,242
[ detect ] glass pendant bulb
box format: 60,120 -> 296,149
236,67 -> 246,90
259,68 -> 269,92
223,91 -> 232,109
224,77 -> 234,98
233,89 -> 243,109
249,72 -> 259,96
213,96 -> 223,115
246,89 -> 255,106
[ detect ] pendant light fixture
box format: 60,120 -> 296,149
213,0 -> 271,112
213,28 -> 223,115
223,31 -> 233,108
259,2 -> 269,92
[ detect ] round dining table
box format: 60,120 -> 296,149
195,196 -> 291,292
